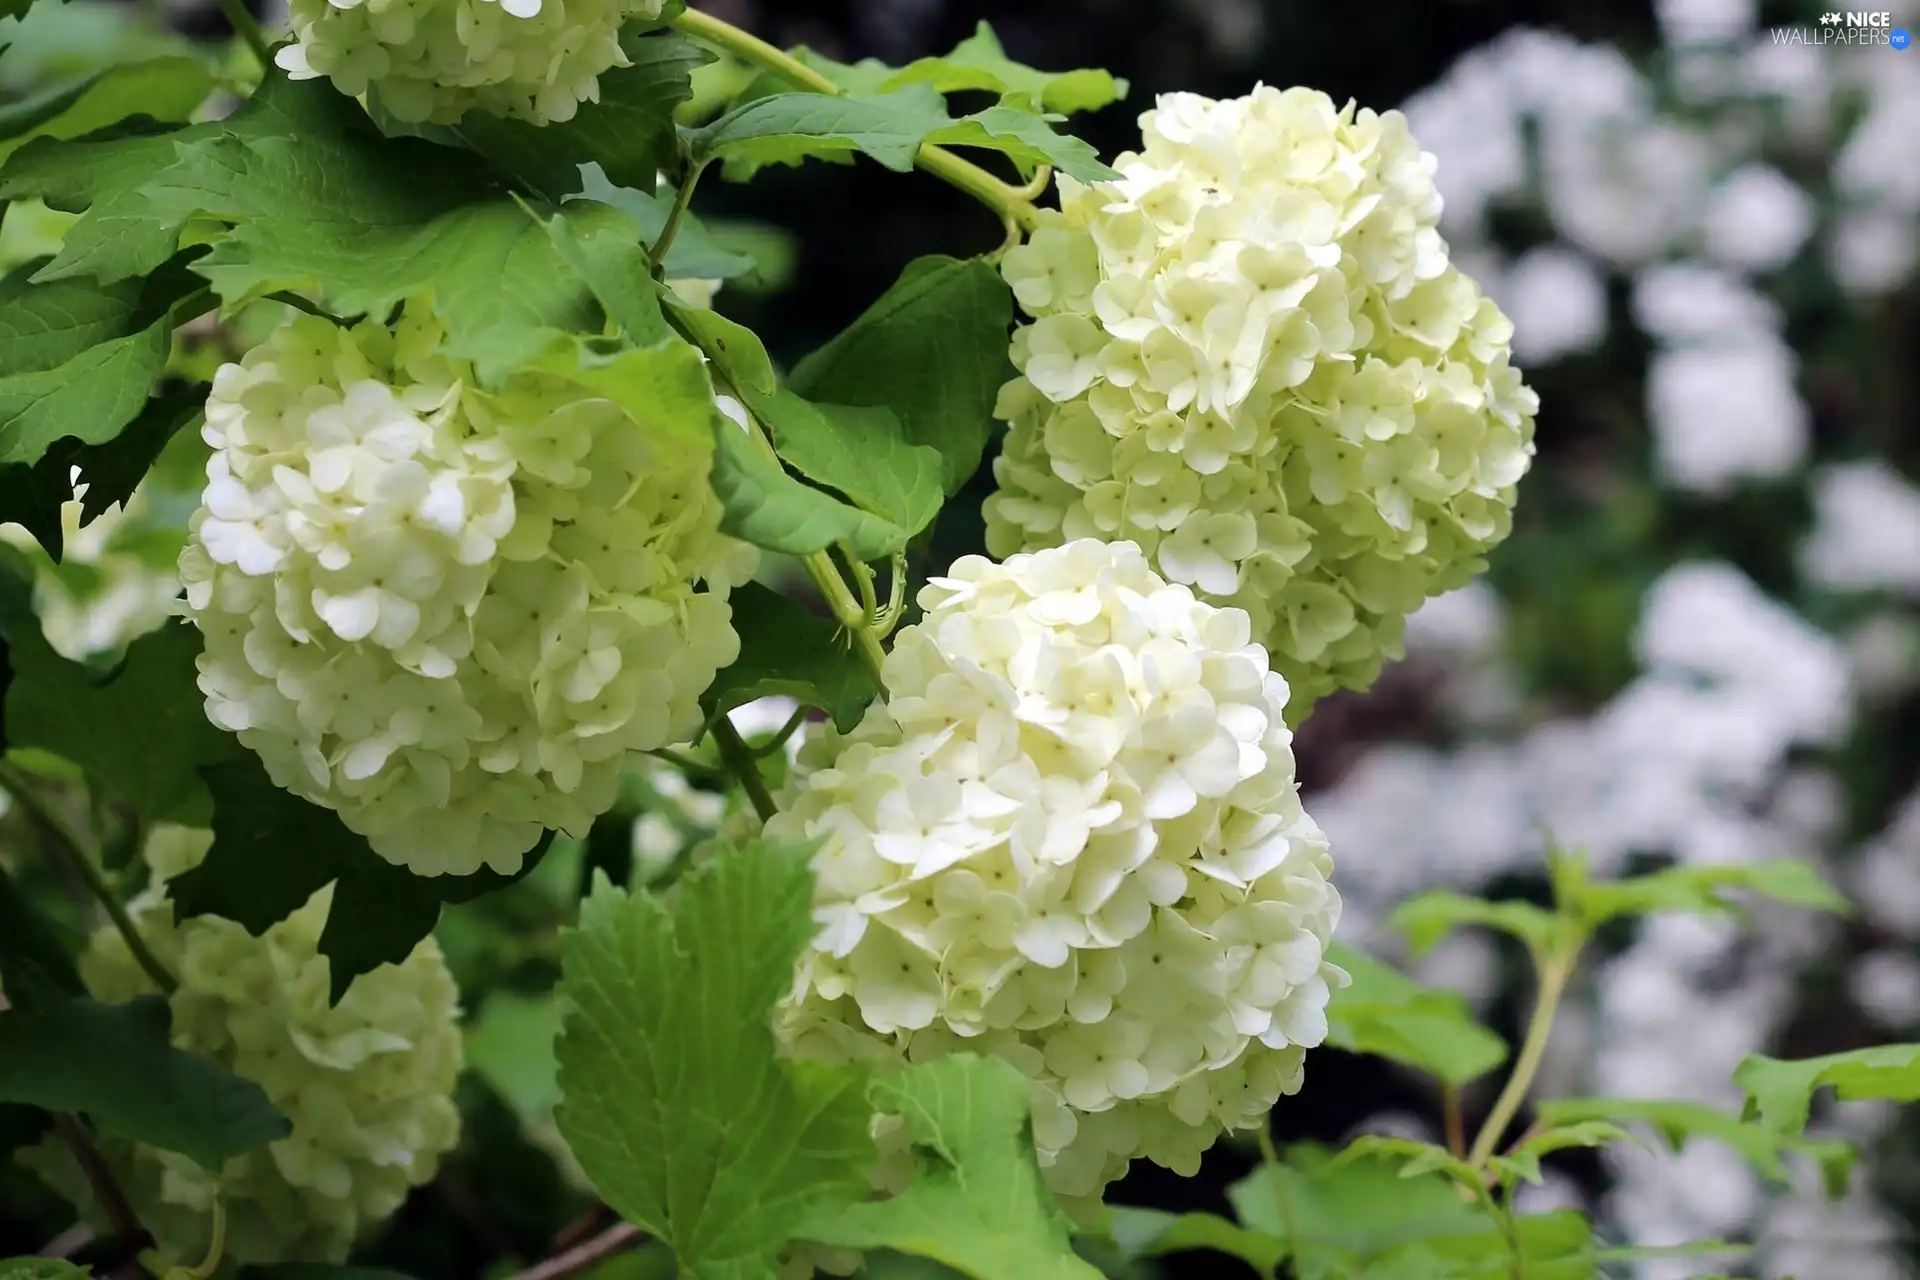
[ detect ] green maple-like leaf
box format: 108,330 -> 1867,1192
801,1054 -> 1103,1280
553,841 -> 875,1280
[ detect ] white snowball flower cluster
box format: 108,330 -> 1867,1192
985,87 -> 1538,713
276,0 -> 667,125
770,540 -> 1344,1209
22,825 -> 462,1267
180,303 -> 755,876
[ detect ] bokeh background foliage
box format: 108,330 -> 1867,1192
0,0 -> 1914,1276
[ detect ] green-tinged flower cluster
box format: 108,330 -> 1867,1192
21,826 -> 463,1267
276,0 -> 668,125
180,303 -> 755,877
986,86 -> 1538,713
771,541 -> 1342,1212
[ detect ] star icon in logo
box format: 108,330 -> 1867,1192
1821,11 -> 1843,22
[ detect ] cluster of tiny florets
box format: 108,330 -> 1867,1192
986,86 -> 1539,713
21,826 -> 463,1267
770,539 -> 1344,1207
276,0 -> 667,125
180,303 -> 754,876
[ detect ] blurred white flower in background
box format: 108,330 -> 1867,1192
1645,337 -> 1809,494
1497,246 -> 1609,364
1698,164 -> 1816,273
1800,461 -> 1920,597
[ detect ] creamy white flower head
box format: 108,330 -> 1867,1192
770,540 -> 1344,1205
22,826 -> 462,1266
179,303 -> 755,876
276,0 -> 668,126
985,87 -> 1538,715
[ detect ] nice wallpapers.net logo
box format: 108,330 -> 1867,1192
1777,11 -> 1913,46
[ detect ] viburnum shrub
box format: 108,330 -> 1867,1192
0,5 -> 1907,1280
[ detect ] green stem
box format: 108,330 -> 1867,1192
753,708 -> 809,759
51,1114 -> 156,1269
215,0 -> 273,68
650,159 -> 710,274
0,762 -> 176,995
672,6 -> 1043,231
1466,945 -> 1576,1170
711,716 -> 777,823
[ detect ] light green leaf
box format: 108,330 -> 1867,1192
1734,1044 -> 1920,1138
687,87 -> 953,176
0,994 -> 290,1168
526,332 -> 721,453
703,582 -> 879,733
553,842 -> 875,1280
707,415 -> 911,560
1390,891 -> 1564,959
788,255 -> 1012,495
1488,1121 -> 1633,1187
801,1055 -> 1102,1280
1537,1096 -> 1857,1197
573,164 -> 757,282
0,55 -> 214,165
1227,1145 -> 1489,1266
1569,859 -> 1850,928
541,202 -> 674,348
1,618 -> 230,822
881,23 -> 1127,116
138,75 -> 618,383
1102,1206 -> 1286,1274
927,107 -> 1115,183
1324,942 -> 1508,1086
465,989 -> 565,1127
665,294 -> 775,395
458,29 -> 710,198
744,386 -> 942,538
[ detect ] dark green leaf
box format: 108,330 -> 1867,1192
554,843 -> 874,1278
1,618 -> 230,823
687,87 -> 953,176
704,582 -> 878,732
744,386 -> 943,538
801,1055 -> 1102,1279
788,255 -> 1012,494
0,256 -> 203,468
0,382 -> 200,561
171,756 -> 554,1003
0,864 -> 82,1008
707,412 -> 911,560
1228,1145 -> 1489,1267
458,29 -> 710,198
1734,1044 -> 1920,1138
0,994 -> 289,1168
1324,943 -> 1508,1086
